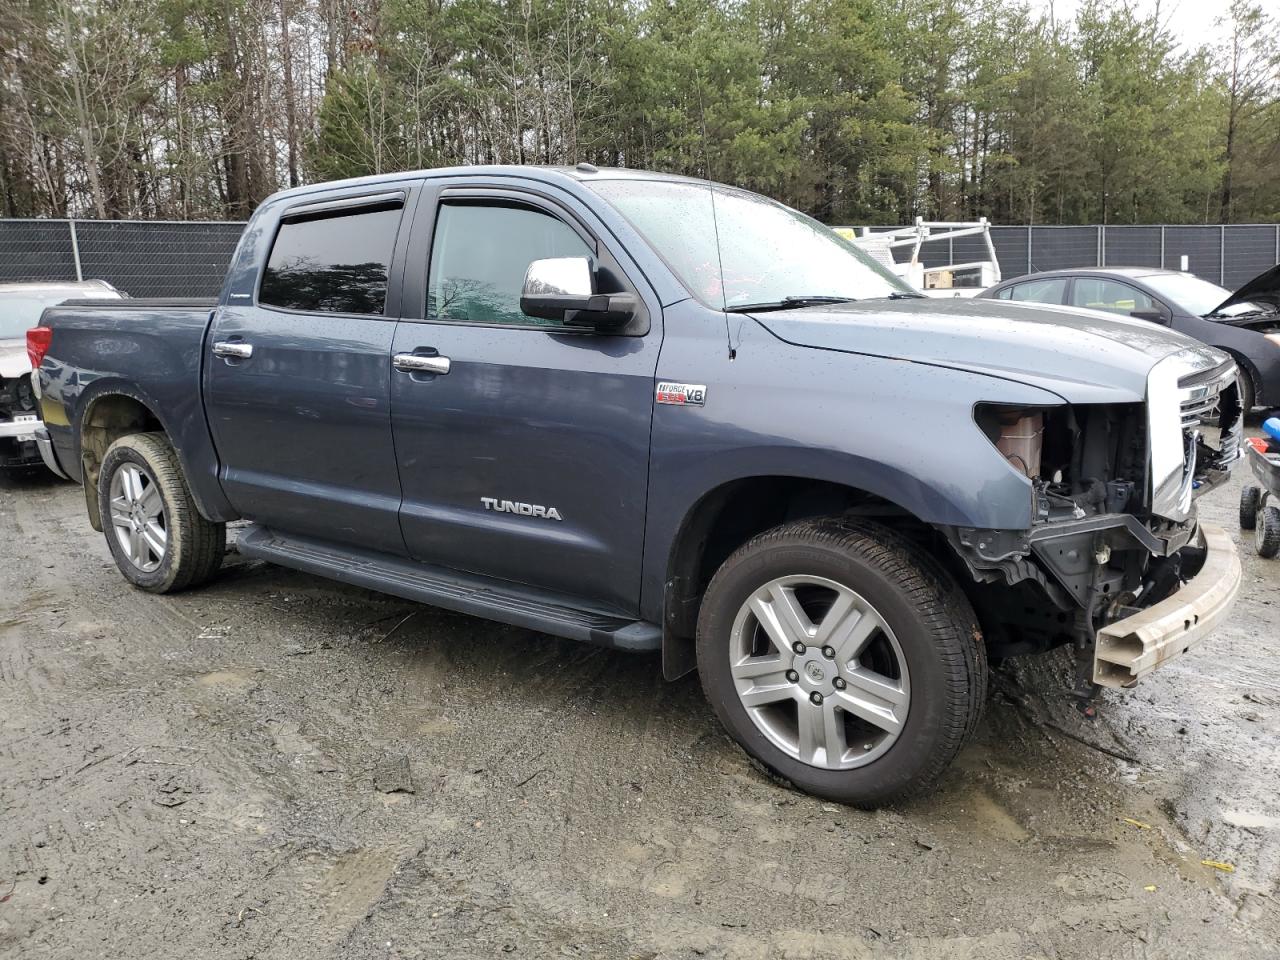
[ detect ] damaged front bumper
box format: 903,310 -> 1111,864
1093,522 -> 1241,688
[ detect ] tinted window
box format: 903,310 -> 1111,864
993,286 -> 1012,300
1070,278 -> 1155,315
1008,278 -> 1068,303
260,203 -> 402,315
427,203 -> 592,326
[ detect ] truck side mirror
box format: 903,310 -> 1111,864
520,257 -> 636,330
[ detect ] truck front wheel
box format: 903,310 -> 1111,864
98,432 -> 225,593
696,518 -> 986,807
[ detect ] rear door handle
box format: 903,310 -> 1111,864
212,340 -> 253,359
393,353 -> 451,375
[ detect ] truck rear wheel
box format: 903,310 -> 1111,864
98,432 -> 225,593
696,517 -> 986,807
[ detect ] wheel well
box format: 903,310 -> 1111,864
79,393 -> 165,531
664,477 -> 927,650
1222,349 -> 1260,407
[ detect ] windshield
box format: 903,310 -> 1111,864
1141,272 -> 1267,317
0,286 -> 118,339
588,179 -> 915,309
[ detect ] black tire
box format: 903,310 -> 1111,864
98,432 -> 225,593
696,517 -> 986,807
1240,485 -> 1262,530
1239,372 -> 1255,417
1257,505 -> 1280,560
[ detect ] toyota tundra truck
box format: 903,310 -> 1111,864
29,165 -> 1245,806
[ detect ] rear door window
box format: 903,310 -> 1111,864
1006,278 -> 1068,304
260,202 -> 403,315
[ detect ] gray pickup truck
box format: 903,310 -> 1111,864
31,166 -> 1244,805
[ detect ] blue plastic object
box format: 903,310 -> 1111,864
1264,417 -> 1280,443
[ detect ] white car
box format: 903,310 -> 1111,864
1,280 -> 124,470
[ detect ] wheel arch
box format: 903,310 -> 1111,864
77,388 -> 172,531
659,474 -> 942,680
1220,347 -> 1261,409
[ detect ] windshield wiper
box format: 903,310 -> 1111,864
1206,307 -> 1275,320
867,291 -> 926,300
725,295 -> 857,313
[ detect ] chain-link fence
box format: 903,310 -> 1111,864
0,219 -> 246,297
1,218 -> 1277,297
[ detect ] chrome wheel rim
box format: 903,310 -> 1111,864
108,463 -> 167,572
729,575 -> 910,770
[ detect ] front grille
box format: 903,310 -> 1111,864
1151,353 -> 1241,521
1177,359 -> 1237,429
1180,393 -> 1219,427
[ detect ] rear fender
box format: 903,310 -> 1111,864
75,380 -> 237,527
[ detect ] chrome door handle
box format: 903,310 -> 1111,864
212,340 -> 253,359
393,353 -> 451,375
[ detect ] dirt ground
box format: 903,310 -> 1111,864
2,435 -> 1279,960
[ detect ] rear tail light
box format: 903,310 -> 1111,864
26,327 -> 52,370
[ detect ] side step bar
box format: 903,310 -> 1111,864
235,524 -> 662,652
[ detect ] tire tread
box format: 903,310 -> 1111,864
697,516 -> 987,807
1257,505 -> 1280,559
99,432 -> 225,593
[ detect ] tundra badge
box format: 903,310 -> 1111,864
481,497 -> 563,521
656,382 -> 707,406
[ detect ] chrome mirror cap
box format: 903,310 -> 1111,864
522,257 -> 593,299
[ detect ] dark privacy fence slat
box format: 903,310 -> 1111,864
0,219 -> 246,297
1,219 -> 1277,297
1223,225 -> 1279,289
1101,226 -> 1162,270
0,221 -> 80,285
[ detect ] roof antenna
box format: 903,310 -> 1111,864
695,72 -> 735,358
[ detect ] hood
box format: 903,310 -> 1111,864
1209,263 -> 1280,317
749,297 -> 1225,404
0,338 -> 30,380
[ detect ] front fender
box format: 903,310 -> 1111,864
638,305 -> 1066,623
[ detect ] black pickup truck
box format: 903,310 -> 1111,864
30,165 -> 1244,805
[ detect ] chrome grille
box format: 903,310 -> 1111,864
1150,353 -> 1242,521
1177,360 -> 1237,429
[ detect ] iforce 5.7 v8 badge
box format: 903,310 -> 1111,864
655,382 -> 707,406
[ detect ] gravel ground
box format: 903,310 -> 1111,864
2,436 -> 1278,960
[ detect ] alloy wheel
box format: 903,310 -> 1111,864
728,575 -> 910,770
108,463 -> 167,572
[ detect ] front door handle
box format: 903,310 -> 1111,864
212,340 -> 253,360
393,353 -> 451,375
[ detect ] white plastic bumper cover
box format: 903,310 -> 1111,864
1093,522 -> 1241,688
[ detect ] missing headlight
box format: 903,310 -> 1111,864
976,405 -> 1045,478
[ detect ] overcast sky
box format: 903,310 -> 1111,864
1029,0 -> 1278,52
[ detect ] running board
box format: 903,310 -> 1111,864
235,524 -> 661,652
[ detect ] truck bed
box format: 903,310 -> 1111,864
36,297 -> 229,519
